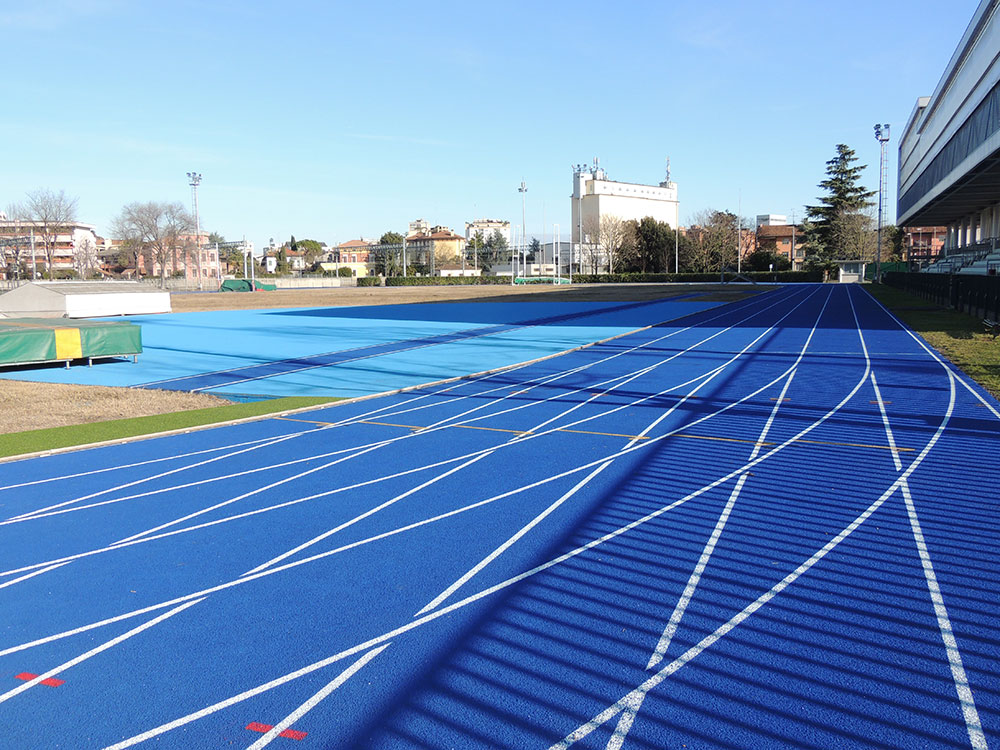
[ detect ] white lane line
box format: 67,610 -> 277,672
0,294 -> 860,673
0,363 -> 848,667
3,368 -> 504,523
564,285 -> 946,749
0,292 -> 823,586
243,645 -> 391,750
0,597 -> 204,705
860,286 -> 1000,423
106,289 -> 805,549
900,476 -> 988,750
417,460 -> 615,616
553,363 -> 957,750
871,358 -> 987,750
7,429 -> 310,523
613,291 -> 836,740
3,289 -> 792,525
6,288 -> 795,537
0,434 -> 300,494
0,357 -> 650,530
642,288 -> 835,671
870,372 -> 903,473
242,450 -> 493,576
248,304 -> 770,736
242,300 -> 754,579
643,364 -> 797,669
0,303 -> 821,586
249,288 -> 820,583
0,562 -> 70,590
101,645 -> 387,750
96,360 -> 873,750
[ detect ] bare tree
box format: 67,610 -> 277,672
24,189 -> 79,279
581,215 -> 602,274
832,206 -> 877,261
112,201 -> 192,288
74,237 -> 100,278
596,215 -> 629,273
1,202 -> 26,279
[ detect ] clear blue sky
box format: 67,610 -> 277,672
1,0 -> 980,249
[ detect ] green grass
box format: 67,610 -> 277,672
865,283 -> 1000,398
0,396 -> 338,460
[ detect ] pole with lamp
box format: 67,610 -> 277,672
187,172 -> 203,290
553,224 -> 560,285
519,180 -> 527,279
874,123 -> 890,283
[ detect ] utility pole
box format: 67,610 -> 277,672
187,172 -> 203,290
874,124 -> 890,283
519,180 -> 527,279
737,193 -> 742,275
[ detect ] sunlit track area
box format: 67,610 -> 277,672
0,284 -> 998,749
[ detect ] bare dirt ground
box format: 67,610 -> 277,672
4,283 -> 764,434
170,282 -> 764,312
0,380 -> 228,434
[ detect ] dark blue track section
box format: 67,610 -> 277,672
0,284 -> 998,749
139,294 -> 704,393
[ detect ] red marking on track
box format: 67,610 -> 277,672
246,722 -> 307,740
14,672 -> 64,687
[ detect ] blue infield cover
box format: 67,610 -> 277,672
0,284 -> 997,748
0,296 -> 720,398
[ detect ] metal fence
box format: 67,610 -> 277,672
884,271 -> 1000,321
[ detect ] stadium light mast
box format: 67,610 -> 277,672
874,124 -> 890,284
187,172 -> 203,290
519,180 -> 527,278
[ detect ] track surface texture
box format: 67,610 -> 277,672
0,284 -> 997,749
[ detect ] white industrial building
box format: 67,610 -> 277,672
898,0 -> 1000,273
570,161 -> 679,244
756,214 -> 788,227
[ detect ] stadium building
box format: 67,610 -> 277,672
898,0 -> 1000,274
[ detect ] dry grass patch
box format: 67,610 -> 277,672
170,283 -> 767,312
0,380 -> 228,434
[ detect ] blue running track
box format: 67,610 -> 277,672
0,296 -> 722,399
0,284 -> 997,749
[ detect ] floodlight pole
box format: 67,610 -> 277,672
554,224 -> 560,285
187,172 -> 203,290
874,123 -> 890,283
519,180 -> 527,279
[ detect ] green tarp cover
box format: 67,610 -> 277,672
220,279 -> 277,292
0,319 -> 142,367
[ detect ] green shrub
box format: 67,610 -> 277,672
356,276 -> 381,286
571,271 -> 823,284
337,267 -> 353,277
385,276 -> 509,287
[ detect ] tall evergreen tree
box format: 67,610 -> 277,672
802,144 -> 876,270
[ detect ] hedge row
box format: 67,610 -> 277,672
356,276 -> 381,286
384,276 -> 512,286
571,271 -> 823,284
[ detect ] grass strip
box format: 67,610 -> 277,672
0,396 -> 337,459
865,283 -> 1000,398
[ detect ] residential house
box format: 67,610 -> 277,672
756,224 -> 804,270
405,224 -> 466,274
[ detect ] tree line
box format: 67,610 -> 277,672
6,144 -> 900,284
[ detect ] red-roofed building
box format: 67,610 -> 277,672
405,225 -> 466,274
756,224 -> 804,270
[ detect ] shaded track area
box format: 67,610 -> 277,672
0,284 -> 996,749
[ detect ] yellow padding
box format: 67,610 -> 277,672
54,328 -> 83,360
